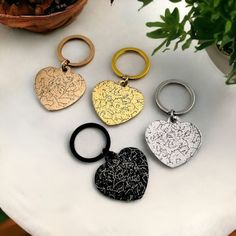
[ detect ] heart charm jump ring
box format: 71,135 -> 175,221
145,79 -> 202,168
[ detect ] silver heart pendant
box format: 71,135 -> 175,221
145,119 -> 202,168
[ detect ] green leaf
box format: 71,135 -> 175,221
195,40 -> 215,50
146,22 -> 166,28
226,64 -> 236,84
152,40 -> 168,55
182,38 -> 192,50
174,33 -> 187,50
138,0 -> 154,8
147,29 -> 168,39
169,0 -> 182,2
214,0 -> 221,7
225,20 -> 232,33
111,0 -> 154,8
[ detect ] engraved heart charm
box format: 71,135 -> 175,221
95,147 -> 149,201
145,120 -> 202,168
92,80 -> 144,126
35,67 -> 86,111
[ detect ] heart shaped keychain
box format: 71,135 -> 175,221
145,80 -> 202,168
35,35 -> 95,111
70,123 -> 149,201
92,47 -> 150,126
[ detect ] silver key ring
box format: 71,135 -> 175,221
155,79 -> 196,116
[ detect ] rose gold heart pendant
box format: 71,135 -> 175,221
34,35 -> 95,111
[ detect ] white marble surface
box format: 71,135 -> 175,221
0,0 -> 236,235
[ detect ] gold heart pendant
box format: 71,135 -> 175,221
92,80 -> 144,126
35,67 -> 86,111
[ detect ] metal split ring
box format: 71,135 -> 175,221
69,123 -> 111,163
57,35 -> 95,68
112,47 -> 150,80
155,79 -> 196,116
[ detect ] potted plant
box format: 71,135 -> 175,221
0,0 -> 88,32
111,0 -> 236,85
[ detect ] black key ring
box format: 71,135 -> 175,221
69,123 -> 111,163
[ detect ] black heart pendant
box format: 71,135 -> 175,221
95,147 -> 149,201
70,123 -> 149,202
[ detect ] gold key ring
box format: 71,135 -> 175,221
112,47 -> 150,80
57,35 -> 95,67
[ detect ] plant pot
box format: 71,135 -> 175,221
0,0 -> 88,33
206,44 -> 233,76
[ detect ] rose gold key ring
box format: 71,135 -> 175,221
57,35 -> 95,67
